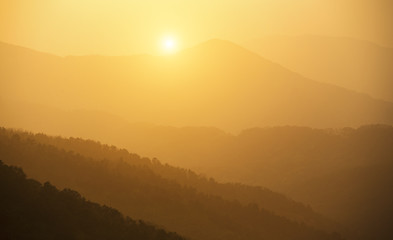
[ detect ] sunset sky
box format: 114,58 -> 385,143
1,0 -> 392,56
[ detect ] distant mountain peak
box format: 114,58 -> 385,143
0,40 -> 60,60
179,38 -> 261,60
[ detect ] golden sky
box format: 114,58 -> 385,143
1,0 -> 392,55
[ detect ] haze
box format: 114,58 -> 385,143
1,0 -> 393,56
1,1 -> 392,240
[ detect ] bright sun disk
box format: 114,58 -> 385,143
162,36 -> 177,53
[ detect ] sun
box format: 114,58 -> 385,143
161,36 -> 177,53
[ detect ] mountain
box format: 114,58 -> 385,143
5,106 -> 387,239
0,103 -> 344,230
2,100 -> 392,239
87,123 -> 391,240
0,127 -> 343,240
243,35 -> 393,102
1,38 -> 392,239
0,160 -> 186,240
1,39 -> 393,132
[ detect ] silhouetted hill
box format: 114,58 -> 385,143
243,35 -> 393,102
0,160 -> 186,240
87,123 -> 391,240
0,128 -> 343,240
1,40 -> 393,131
0,126 -> 343,233
2,101 -> 392,239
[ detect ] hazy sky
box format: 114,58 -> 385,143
1,0 -> 392,55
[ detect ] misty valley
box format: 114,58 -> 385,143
1,2 -> 393,239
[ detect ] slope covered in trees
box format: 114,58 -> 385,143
0,127 -> 341,232
89,124 -> 391,240
0,128 -> 343,240
0,160 -> 186,240
7,120 -> 388,239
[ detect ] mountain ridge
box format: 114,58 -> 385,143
0,127 -> 344,240
243,35 -> 393,102
0,160 -> 187,240
2,39 -> 393,131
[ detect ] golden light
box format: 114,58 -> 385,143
161,36 -> 177,53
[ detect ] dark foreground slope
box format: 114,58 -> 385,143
0,128 -> 343,240
0,161 -> 185,240
0,127 -> 342,234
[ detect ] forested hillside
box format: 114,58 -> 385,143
0,128 -> 342,240
0,160 -> 186,240
110,124 -> 391,240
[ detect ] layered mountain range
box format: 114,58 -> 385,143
1,39 -> 393,132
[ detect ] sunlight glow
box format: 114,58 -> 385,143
161,36 -> 177,53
